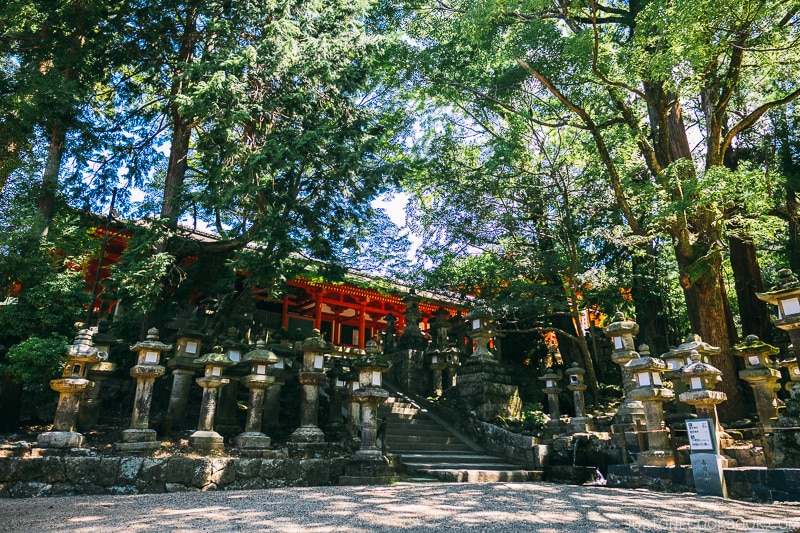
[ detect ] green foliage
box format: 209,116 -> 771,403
0,187 -> 92,345
0,334 -> 69,385
520,403 -> 546,433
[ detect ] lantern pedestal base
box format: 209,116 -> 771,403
637,449 -> 675,467
188,430 -> 225,454
290,425 -> 325,443
339,455 -> 395,486
613,400 -> 645,425
37,431 -> 85,449
569,416 -> 592,432
114,429 -> 161,454
235,431 -> 271,450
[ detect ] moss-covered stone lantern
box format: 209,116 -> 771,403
603,312 -> 644,423
782,356 -> 800,391
467,305 -> 495,362
115,327 -> 171,454
38,329 -> 102,449
678,350 -> 727,438
566,362 -> 589,431
235,339 -> 280,451
164,317 -> 205,433
189,345 -> 235,454
77,321 -> 119,430
757,269 -> 800,358
539,367 -> 562,426
341,348 -> 394,485
731,335 -> 782,430
291,329 -> 331,444
625,345 -> 674,466
215,327 -> 250,435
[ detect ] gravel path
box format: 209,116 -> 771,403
1,482 -> 799,532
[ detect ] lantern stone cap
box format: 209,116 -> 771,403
731,335 -> 780,359
193,345 -> 236,366
92,321 -> 122,348
365,339 -> 379,354
756,269 -> 800,303
220,327 -> 248,348
176,316 -> 206,339
680,350 -> 722,381
565,362 -> 585,375
130,328 -> 173,353
301,329 -> 331,352
539,368 -> 560,381
603,312 -> 639,336
466,305 -> 493,322
781,356 -> 798,367
670,334 -> 720,357
242,340 -> 280,365
353,352 -> 391,370
331,345 -> 366,357
67,329 -> 102,362
625,356 -> 667,372
267,342 -> 296,357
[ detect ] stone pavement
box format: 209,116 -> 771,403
0,482 -> 799,532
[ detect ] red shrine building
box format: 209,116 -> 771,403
84,226 -> 465,349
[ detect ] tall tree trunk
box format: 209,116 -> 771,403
37,121 -> 66,238
675,244 -> 746,422
630,242 -> 672,356
160,110 -> 193,225
728,233 -> 771,340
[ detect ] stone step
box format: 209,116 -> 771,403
385,427 -> 454,438
387,435 -> 470,446
396,452 -> 510,464
379,418 -> 438,433
423,469 -> 543,483
405,461 -> 522,472
386,439 -> 472,448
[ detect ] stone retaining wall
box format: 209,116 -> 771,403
0,455 -> 347,498
470,421 -> 548,469
608,464 -> 800,502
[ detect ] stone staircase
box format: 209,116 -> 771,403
378,390 -> 542,482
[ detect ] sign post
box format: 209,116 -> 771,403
686,419 -> 727,497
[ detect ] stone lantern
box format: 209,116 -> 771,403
163,317 -> 205,434
262,338 -> 294,433
77,321 -> 119,430
781,356 -> 800,391
344,368 -> 362,440
757,269 -> 800,356
115,327 -> 171,453
539,367 -> 562,426
731,335 -> 782,430
429,350 -> 447,397
625,345 -> 674,466
678,350 -> 727,438
467,305 -> 495,362
189,345 -> 235,453
38,329 -> 102,449
566,362 -> 589,431
325,355 -> 349,437
290,329 -> 331,444
351,344 -> 391,459
340,347 -> 394,485
603,312 -> 644,423
215,327 -> 249,435
444,349 -> 460,390
235,339 -> 280,451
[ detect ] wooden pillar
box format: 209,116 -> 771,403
358,300 -> 368,349
314,291 -> 323,330
281,296 -> 290,330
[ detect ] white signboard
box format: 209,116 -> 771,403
686,419 -> 716,452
